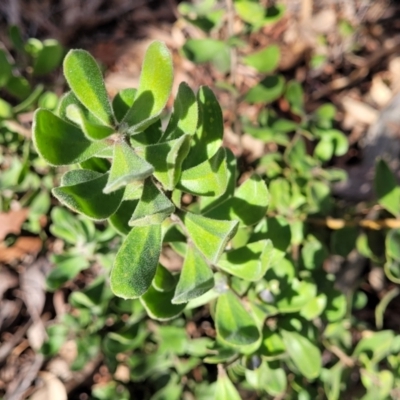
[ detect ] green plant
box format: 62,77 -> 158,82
31,26 -> 400,400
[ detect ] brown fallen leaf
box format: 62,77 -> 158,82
0,236 -> 42,263
0,208 -> 29,241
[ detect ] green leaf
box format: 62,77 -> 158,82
33,39 -> 64,76
141,284 -> 186,320
243,45 -> 280,73
64,49 -> 114,126
183,212 -> 239,263
47,255 -> 90,290
245,361 -> 287,396
129,119 -> 163,147
0,49 -> 12,87
214,369 -> 242,400
104,141 -> 154,193
245,75 -> 285,104
33,109 -> 108,166
153,264 -> 176,292
375,158 -> 400,217
172,244 -> 214,304
281,329 -> 321,380
66,104 -> 114,140
0,98 -> 13,119
178,148 -> 228,196
386,229 -> 400,261
111,224 -> 162,298
182,39 -> 230,73
112,88 -> 136,122
218,240 -> 273,281
137,135 -> 191,190
13,84 -> 44,114
52,170 -> 123,220
285,80 -> 304,116
6,76 -> 31,100
215,291 -> 260,347
162,82 -> 198,141
109,199 -> 138,235
121,41 -> 173,134
234,1 -> 265,27
129,178 -> 175,226
184,86 -> 224,168
206,174 -> 269,226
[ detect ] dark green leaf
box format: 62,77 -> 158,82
153,264 -> 176,292
33,39 -> 64,76
141,284 -> 186,320
109,199 -> 138,235
52,170 -> 123,220
112,88 -> 136,122
33,109 -> 108,166
0,49 -> 12,87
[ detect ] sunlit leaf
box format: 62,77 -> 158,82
172,244 -> 214,304
243,45 -> 280,73
104,141 -> 154,193
129,178 -> 175,226
215,291 -> 260,347
64,49 -> 114,126
183,212 -> 238,263
121,41 -> 173,134
111,224 -> 162,298
178,148 -> 228,196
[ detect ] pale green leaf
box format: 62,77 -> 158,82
183,86 -> 223,168
104,141 -> 154,193
66,104 -> 114,140
214,370 -> 241,400
121,41 -> 173,134
218,240 -> 273,281
183,212 -> 238,263
206,174 -> 269,226
281,329 -> 321,380
129,178 -> 175,226
178,148 -> 228,196
33,109 -> 108,166
375,158 -> 400,217
243,45 -> 280,73
245,75 -> 285,104
215,291 -> 260,347
110,224 -> 162,298
172,244 -> 214,304
161,82 -> 198,141
33,39 -> 64,76
64,49 -> 114,126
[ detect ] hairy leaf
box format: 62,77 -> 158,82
183,212 -> 238,264
178,148 -> 228,196
121,41 -> 173,134
162,82 -> 198,141
172,244 -> 214,304
129,178 -> 175,226
52,170 -> 123,220
33,109 -> 108,166
104,141 -> 154,193
64,49 -> 114,126
218,240 -> 273,281
111,224 -> 162,298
